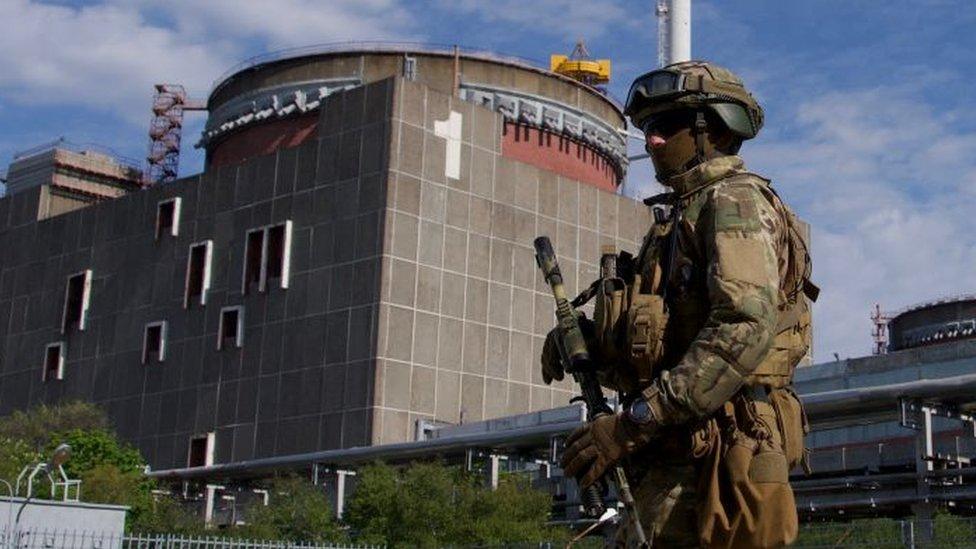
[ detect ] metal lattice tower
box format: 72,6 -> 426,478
871,303 -> 891,355
146,84 -> 206,184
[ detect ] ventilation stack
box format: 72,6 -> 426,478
656,0 -> 692,67
146,84 -> 206,184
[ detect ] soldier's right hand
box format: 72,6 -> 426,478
540,328 -> 564,384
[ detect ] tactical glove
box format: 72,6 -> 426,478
561,413 -> 644,489
540,315 -> 599,385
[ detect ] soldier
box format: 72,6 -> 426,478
541,61 -> 816,548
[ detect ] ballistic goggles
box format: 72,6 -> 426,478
625,68 -> 763,139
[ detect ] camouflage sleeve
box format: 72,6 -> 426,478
647,179 -> 781,423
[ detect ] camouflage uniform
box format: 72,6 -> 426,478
617,154 -> 809,547
553,61 -> 813,548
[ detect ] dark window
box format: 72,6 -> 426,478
266,224 -> 286,283
188,435 -> 211,467
184,241 -> 212,308
43,343 -> 64,381
243,230 -> 264,294
218,307 -> 243,350
242,221 -> 291,294
156,198 -> 180,240
62,270 -> 91,333
143,322 -> 166,364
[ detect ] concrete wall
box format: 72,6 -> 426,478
0,78 -> 394,469
370,78 -> 648,444
0,74 -> 651,465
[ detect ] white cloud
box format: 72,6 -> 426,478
749,83 -> 976,360
0,0 -> 419,126
143,0 -> 418,51
0,0 -> 229,124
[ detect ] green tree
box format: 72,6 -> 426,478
456,474 -> 560,546
0,401 -> 109,486
343,462 -> 399,545
0,401 -> 107,451
0,402 -> 202,534
345,461 -> 561,548
239,476 -> 344,543
51,428 -> 146,479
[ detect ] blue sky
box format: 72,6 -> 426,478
1,0 -> 975,360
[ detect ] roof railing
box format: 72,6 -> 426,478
889,293 -> 976,320
12,137 -> 143,173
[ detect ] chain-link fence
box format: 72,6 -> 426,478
796,516 -> 976,548
0,528 -> 382,549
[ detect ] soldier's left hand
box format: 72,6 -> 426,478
561,413 -> 638,489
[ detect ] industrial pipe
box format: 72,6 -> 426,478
149,374 -> 976,481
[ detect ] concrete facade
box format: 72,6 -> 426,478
0,75 -> 650,470
5,145 -> 144,220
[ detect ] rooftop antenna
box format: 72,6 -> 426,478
656,0 -> 691,67
871,303 -> 891,355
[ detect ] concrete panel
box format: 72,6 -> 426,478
413,311 -> 439,367
382,360 -> 411,409
462,321 -> 486,375
460,373 -> 485,422
445,188 -> 469,230
437,317 -> 463,372
467,233 -> 490,276
390,211 -> 418,261
484,377 -> 508,419
410,365 -> 436,414
415,265 -> 440,313
488,282 -> 512,328
435,369 -> 460,423
469,196 -> 492,235
486,327 -> 510,379
464,278 -> 488,323
443,227 -> 467,274
417,221 -> 444,267
440,271 -> 466,318
385,306 -> 413,362
393,173 -> 421,215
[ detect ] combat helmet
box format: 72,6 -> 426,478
625,60 -> 764,140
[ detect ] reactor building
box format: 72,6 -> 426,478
0,44 -> 647,471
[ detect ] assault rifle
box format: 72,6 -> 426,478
533,236 -> 648,547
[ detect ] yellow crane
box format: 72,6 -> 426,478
550,40 -> 611,87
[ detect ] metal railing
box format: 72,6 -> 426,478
0,527 -> 382,549
10,137 -> 143,172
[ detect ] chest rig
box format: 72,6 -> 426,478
577,174 -> 817,397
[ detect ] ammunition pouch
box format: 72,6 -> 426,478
625,289 -> 668,387
589,270 -> 669,394
768,386 -> 810,472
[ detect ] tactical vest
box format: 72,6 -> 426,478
584,173 -> 816,396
